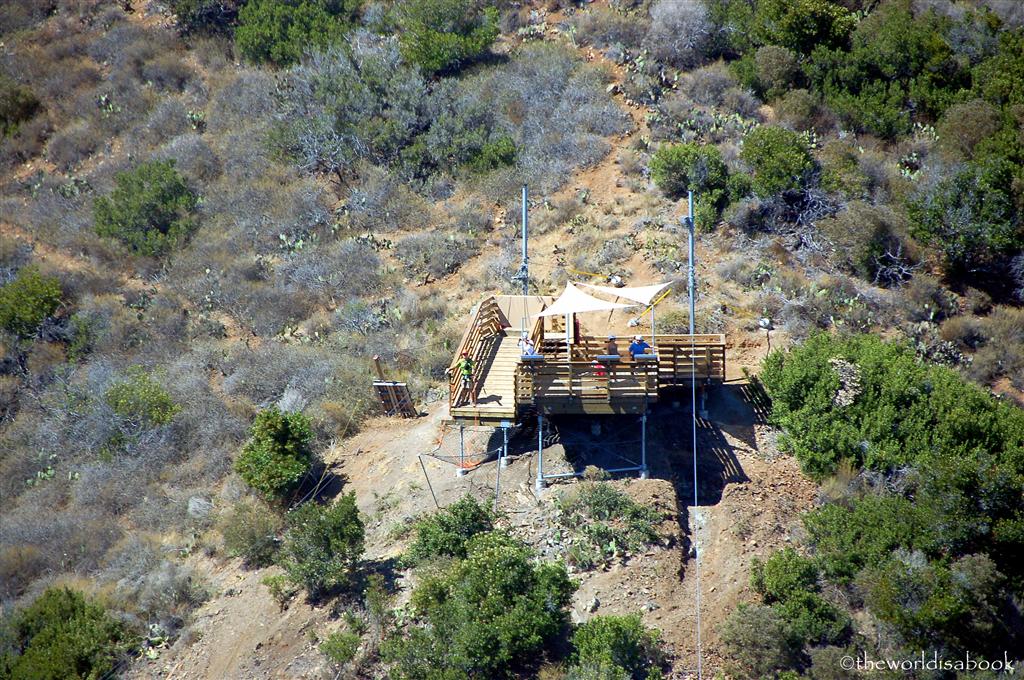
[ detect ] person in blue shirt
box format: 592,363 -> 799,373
628,335 -> 652,358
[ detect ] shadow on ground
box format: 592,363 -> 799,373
494,381 -> 765,572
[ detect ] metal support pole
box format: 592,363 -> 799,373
457,425 -> 467,477
687,190 -> 696,336
522,185 -> 529,296
535,414 -> 545,493
640,413 -> 649,479
494,442 -> 503,509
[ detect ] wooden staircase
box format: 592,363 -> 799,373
449,333 -> 520,425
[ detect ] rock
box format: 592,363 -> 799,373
587,597 -> 600,612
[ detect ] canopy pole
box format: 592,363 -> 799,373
651,306 -> 656,354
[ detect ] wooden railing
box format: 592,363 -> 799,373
448,296 -> 505,408
516,360 -> 659,406
655,335 -> 726,384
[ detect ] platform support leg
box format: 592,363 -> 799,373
457,425 -> 467,477
640,412 -> 649,480
699,385 -> 709,420
535,414 -> 545,493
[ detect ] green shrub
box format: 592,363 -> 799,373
556,483 -> 662,570
104,367 -> 180,428
235,0 -> 360,66
0,265 -> 61,338
907,158 -> 1022,274
740,126 -> 814,197
859,553 -> 1004,651
775,591 -> 849,647
753,45 -> 801,100
320,630 -> 361,665
751,548 -> 819,603
935,99 -> 1002,160
720,603 -> 797,679
234,408 -> 314,501
279,494 -> 365,599
751,0 -> 855,54
384,531 -> 575,679
761,333 -> 1024,478
972,29 -> 1024,108
775,88 -> 822,131
0,587 -> 134,680
806,1 -> 969,137
570,614 -> 664,680
817,202 -> 910,285
405,494 -> 494,565
220,498 -> 283,567
261,573 -> 299,608
395,0 -> 499,75
650,142 -> 728,201
1,74 -> 40,138
467,134 -> 516,173
93,159 -> 197,257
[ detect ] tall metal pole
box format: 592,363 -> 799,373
535,413 -> 545,493
521,185 -> 529,297
640,413 -> 648,479
458,425 -> 466,477
687,190 -> 696,336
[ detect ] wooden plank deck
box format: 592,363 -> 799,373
449,333 -> 519,425
446,295 -> 726,425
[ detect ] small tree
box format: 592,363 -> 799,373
0,265 -> 61,338
740,126 -> 815,198
93,159 -> 197,257
235,408 -> 314,501
650,143 -> 729,201
570,614 -> 665,680
751,547 -> 820,603
235,0 -> 357,67
0,587 -> 134,679
405,494 -> 494,564
752,0 -> 855,54
279,494 -> 365,599
395,0 -> 499,75
384,531 -> 575,678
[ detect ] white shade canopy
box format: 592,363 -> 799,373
535,283 -> 636,317
577,281 -> 673,305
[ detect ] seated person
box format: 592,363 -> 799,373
628,334 -> 653,358
605,335 -> 619,356
517,334 -> 537,356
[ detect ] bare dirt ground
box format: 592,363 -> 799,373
131,351 -> 818,678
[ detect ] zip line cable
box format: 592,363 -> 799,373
687,196 -> 704,680
691,328 -> 703,680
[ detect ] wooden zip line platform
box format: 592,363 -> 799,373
447,295 -> 726,427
